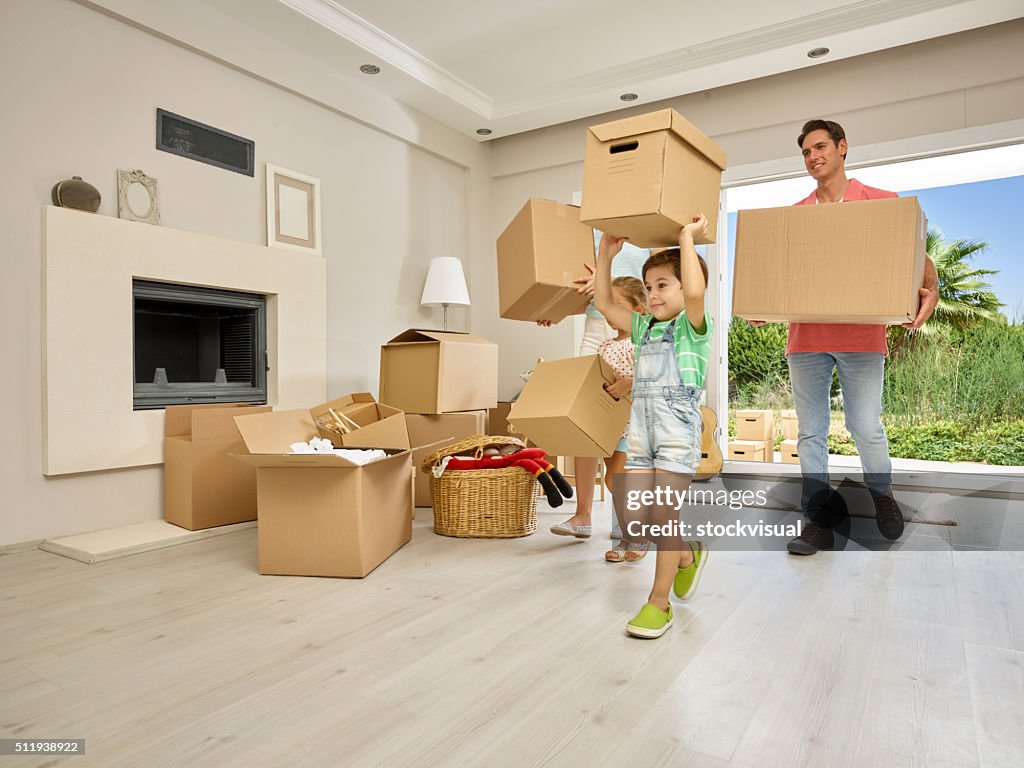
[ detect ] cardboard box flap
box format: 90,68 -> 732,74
192,406 -> 270,442
309,392 -> 375,420
589,109 -> 727,171
165,406 -> 196,438
235,409 -> 317,454
233,450 -> 407,469
386,329 -> 493,346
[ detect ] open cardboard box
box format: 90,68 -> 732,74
310,392 -> 409,450
379,329 -> 498,415
496,198 -> 594,323
164,403 -> 272,530
508,355 -> 630,458
233,409 -> 413,578
580,108 -> 726,247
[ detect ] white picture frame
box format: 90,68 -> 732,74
117,169 -> 160,225
265,163 -> 322,256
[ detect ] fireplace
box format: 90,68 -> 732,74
133,280 -> 267,410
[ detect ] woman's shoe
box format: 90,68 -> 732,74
605,542 -> 627,562
626,603 -> 673,639
623,540 -> 651,562
549,519 -> 592,538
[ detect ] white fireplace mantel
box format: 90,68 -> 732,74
42,206 -> 326,476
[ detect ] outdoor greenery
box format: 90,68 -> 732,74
728,228 -> 1024,465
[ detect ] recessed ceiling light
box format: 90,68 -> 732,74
807,47 -> 830,59
620,93 -> 639,102
360,64 -> 381,74
476,128 -> 493,136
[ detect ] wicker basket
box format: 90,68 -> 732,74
420,435 -> 538,538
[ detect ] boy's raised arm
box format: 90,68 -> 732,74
680,215 -> 709,335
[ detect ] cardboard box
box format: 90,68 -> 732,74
379,330 -> 498,415
508,355 -> 630,458
728,440 -> 769,462
735,409 -> 775,442
580,108 -> 726,247
164,403 -> 272,530
780,410 -> 799,441
233,409 -> 413,578
733,196 -> 927,323
406,411 -> 488,507
496,199 -> 594,323
781,439 -> 800,464
310,393 -> 409,450
488,402 -> 515,436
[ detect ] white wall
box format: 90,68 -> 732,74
0,0 -> 489,546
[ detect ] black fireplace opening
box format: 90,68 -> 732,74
133,280 -> 267,410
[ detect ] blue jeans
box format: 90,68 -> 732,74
787,352 -> 892,516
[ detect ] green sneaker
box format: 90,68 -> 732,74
672,541 -> 708,600
625,603 -> 673,639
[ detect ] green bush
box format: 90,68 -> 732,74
727,317 -> 788,389
883,420 -> 964,462
884,322 -> 1024,427
962,421 -> 1024,465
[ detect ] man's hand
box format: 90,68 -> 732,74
903,257 -> 939,329
536,320 -> 554,327
572,263 -> 596,298
604,376 -> 633,399
903,286 -> 938,329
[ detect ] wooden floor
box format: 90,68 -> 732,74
2,500 -> 1024,768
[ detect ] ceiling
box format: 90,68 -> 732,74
214,0 -> 1024,140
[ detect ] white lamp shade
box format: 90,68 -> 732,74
421,257 -> 470,307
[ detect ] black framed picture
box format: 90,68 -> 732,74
156,108 -> 255,176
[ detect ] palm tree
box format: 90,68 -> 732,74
889,228 -> 1003,354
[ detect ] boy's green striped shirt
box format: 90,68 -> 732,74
631,311 -> 713,389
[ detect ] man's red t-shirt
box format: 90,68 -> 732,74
786,178 -> 898,356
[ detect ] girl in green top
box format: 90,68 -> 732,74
594,215 -> 713,639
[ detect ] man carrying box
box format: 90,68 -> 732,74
763,119 -> 939,554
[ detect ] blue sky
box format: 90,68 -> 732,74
725,173 -> 1024,322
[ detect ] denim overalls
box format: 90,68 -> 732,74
624,318 -> 703,474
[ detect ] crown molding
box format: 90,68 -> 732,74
493,0 -> 970,117
275,0 -> 494,117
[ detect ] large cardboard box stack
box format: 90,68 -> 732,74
733,196 -> 927,323
406,410 -> 488,507
164,403 -> 271,530
732,409 -> 775,463
580,108 -> 727,247
508,355 -> 630,458
496,199 -> 595,323
379,330 -> 498,415
233,409 -> 413,578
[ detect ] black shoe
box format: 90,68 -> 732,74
787,522 -> 835,555
873,493 -> 905,540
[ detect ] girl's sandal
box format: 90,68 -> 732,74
605,542 -> 627,562
624,541 -> 651,562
